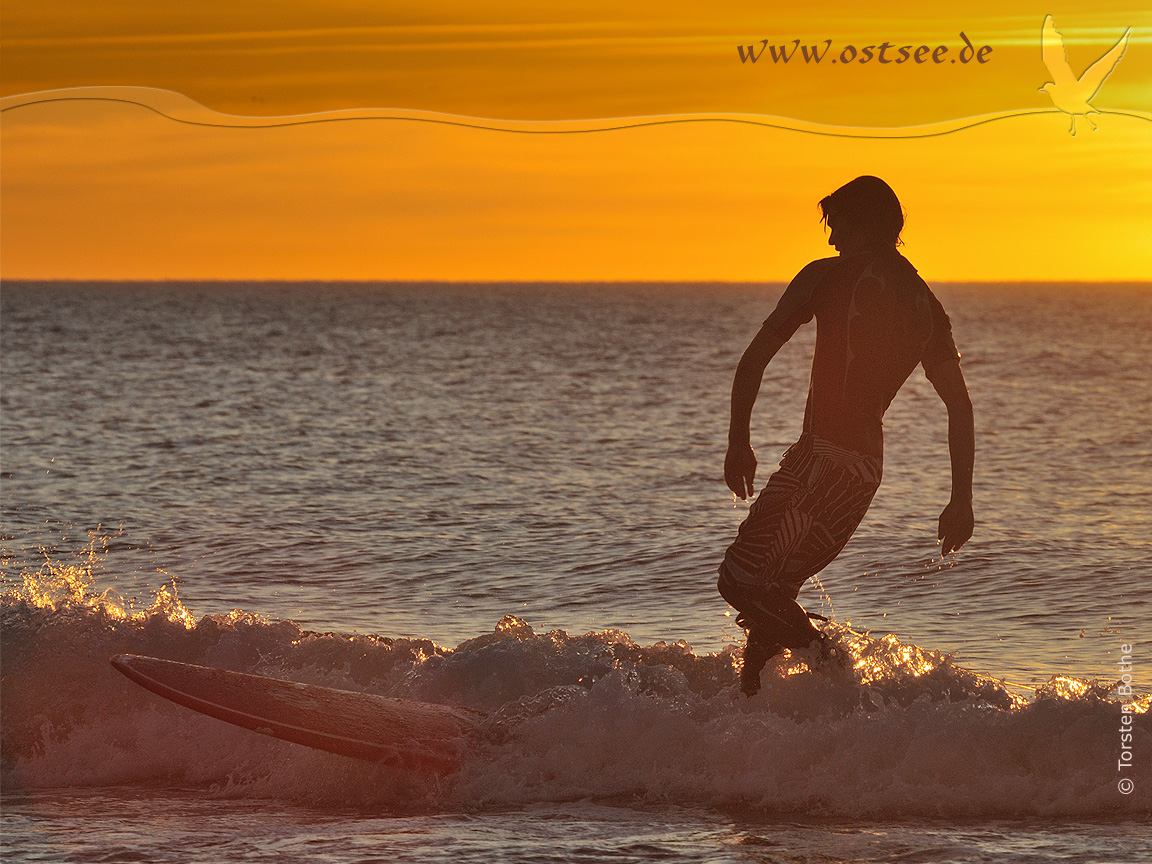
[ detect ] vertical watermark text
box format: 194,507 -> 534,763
1117,643 -> 1135,795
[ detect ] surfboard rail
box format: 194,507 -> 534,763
111,654 -> 482,773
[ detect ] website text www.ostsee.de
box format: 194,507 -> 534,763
737,32 -> 992,66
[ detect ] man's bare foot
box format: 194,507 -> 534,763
740,629 -> 783,696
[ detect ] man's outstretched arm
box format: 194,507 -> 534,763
929,360 -> 975,554
725,325 -> 786,499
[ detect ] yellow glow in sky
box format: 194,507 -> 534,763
2,2 -> 1149,281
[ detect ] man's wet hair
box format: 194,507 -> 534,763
819,175 -> 905,247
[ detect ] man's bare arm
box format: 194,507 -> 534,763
929,360 -> 975,554
725,325 -> 786,499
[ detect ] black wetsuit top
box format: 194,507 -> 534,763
763,249 -> 961,458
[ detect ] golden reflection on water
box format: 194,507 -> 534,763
843,630 -> 941,684
1043,675 -> 1092,699
1,530 -> 196,629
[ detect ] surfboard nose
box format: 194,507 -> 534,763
110,653 -> 164,692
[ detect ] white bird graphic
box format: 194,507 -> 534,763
1039,15 -> 1131,135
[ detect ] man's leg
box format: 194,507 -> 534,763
718,568 -> 826,694
718,437 -> 822,695
717,435 -> 881,695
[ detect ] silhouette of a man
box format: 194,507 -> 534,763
718,176 -> 974,695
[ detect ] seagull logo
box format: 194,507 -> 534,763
1040,15 -> 1131,135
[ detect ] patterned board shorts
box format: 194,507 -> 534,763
719,433 -> 882,603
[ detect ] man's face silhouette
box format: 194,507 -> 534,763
826,214 -> 864,256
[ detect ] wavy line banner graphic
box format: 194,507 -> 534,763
2,87 -> 1149,138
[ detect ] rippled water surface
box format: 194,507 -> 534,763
2,281 -> 1150,861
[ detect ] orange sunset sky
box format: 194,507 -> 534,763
2,1 -> 1150,281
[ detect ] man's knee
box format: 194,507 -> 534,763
718,569 -> 822,650
717,561 -> 742,609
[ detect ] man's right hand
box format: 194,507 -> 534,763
938,497 -> 974,555
725,443 -> 758,500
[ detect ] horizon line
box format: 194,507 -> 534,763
4,277 -> 1150,286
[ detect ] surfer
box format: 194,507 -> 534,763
718,175 -> 974,696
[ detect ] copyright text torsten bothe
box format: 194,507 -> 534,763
1118,644 -> 1136,795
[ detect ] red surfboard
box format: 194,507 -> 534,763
111,654 -> 482,773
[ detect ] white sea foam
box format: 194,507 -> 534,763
3,569 -> 1148,818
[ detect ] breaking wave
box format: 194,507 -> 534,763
2,548 -> 1149,818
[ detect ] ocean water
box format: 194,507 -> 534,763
2,280 -> 1150,861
